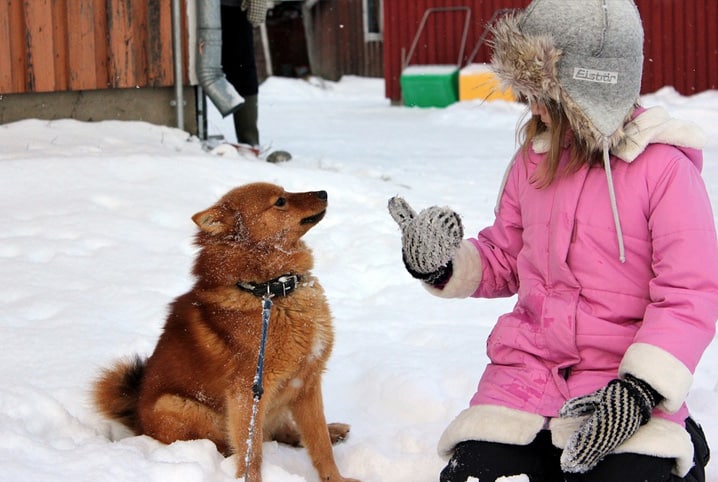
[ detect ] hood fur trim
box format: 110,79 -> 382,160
615,107 -> 707,162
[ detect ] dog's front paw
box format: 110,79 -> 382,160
327,423 -> 351,444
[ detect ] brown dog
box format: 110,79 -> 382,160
93,182 -> 359,482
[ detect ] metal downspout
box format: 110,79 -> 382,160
171,0 -> 184,130
196,0 -> 244,117
302,0 -> 319,76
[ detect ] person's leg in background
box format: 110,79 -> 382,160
220,4 -> 259,146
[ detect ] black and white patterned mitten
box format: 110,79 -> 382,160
387,196 -> 463,286
559,374 -> 662,473
241,0 -> 269,27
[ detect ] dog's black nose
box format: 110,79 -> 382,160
315,191 -> 327,200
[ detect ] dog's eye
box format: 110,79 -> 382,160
274,197 -> 287,207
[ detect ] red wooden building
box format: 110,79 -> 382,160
382,0 -> 718,104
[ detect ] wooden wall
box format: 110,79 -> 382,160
636,0 -> 718,96
303,0 -> 383,80
0,0 -> 183,95
382,0 -> 718,103
265,3 -> 311,78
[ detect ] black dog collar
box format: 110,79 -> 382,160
236,274 -> 302,298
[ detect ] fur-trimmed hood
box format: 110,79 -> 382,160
490,0 -> 644,153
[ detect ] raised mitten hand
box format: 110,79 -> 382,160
559,374 -> 661,473
387,196 -> 463,285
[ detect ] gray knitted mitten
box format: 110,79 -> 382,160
241,0 -> 269,27
559,374 -> 661,473
387,196 -> 463,286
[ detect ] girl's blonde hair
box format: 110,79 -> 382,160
518,99 -> 602,188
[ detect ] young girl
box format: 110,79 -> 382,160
388,0 -> 717,480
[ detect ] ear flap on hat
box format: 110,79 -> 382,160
490,13 -> 562,104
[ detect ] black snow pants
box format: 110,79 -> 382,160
440,418 -> 709,482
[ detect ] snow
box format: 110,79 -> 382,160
460,63 -> 495,74
1,76 -> 718,482
402,65 -> 460,75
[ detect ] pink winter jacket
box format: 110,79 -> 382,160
436,107 -> 718,474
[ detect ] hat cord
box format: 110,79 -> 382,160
603,137 -> 626,263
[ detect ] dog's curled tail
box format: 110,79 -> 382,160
93,356 -> 146,433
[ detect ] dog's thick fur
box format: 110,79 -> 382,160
94,182 -> 358,482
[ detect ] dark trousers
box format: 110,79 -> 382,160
220,5 -> 258,97
220,5 -> 260,145
440,419 -> 709,482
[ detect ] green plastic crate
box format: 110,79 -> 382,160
400,65 -> 459,108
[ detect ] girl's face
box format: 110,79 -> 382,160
530,100 -> 552,126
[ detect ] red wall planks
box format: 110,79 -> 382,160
0,0 -> 182,95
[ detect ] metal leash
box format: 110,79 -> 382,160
243,294 -> 273,482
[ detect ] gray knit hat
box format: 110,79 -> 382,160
491,0 -> 644,150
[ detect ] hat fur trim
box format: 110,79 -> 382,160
491,14 -> 562,104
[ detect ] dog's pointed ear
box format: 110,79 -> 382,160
192,207 -> 226,235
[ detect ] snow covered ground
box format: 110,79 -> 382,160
2,76 -> 718,481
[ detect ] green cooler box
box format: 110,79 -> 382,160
400,65 -> 459,108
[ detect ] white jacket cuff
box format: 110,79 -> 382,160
619,342 -> 693,413
424,240 -> 482,298
437,404 -> 545,459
